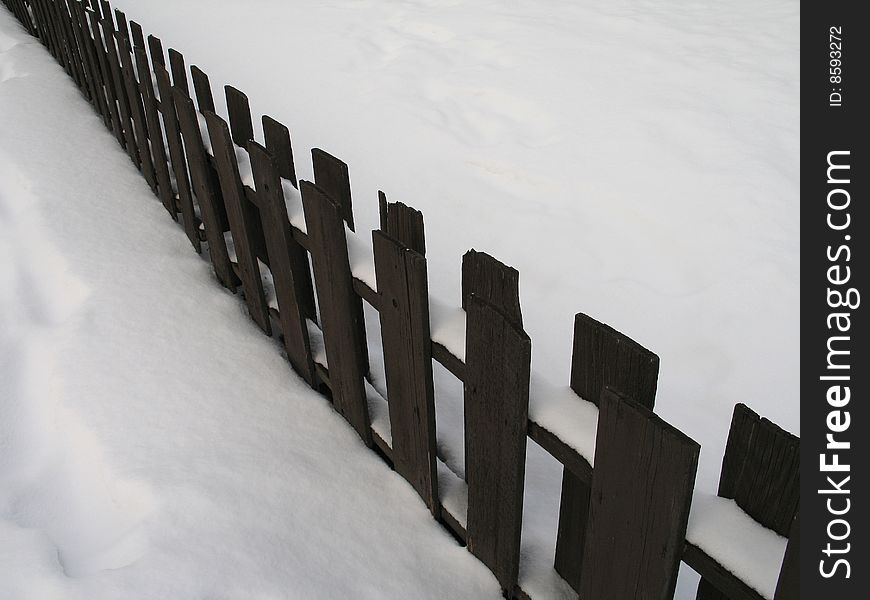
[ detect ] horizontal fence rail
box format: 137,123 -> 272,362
2,2 -> 800,599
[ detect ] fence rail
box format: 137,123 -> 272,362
2,2 -> 800,599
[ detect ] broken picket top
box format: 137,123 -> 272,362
686,404 -> 800,600
5,2 -> 801,599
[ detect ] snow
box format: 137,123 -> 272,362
2,0 -> 799,597
529,377 -> 599,467
346,225 -> 378,291
428,298 -> 467,361
686,495 -> 788,600
0,10 -> 501,598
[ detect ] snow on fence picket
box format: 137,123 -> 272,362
3,2 -> 800,599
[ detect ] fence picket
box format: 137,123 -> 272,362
205,111 -> 272,334
115,28 -> 156,190
263,115 -> 297,188
373,209 -> 438,514
248,142 -> 317,386
131,30 -> 175,215
173,85 -> 238,289
225,85 -> 254,146
86,6 -> 124,145
580,389 -> 699,600
464,294 -> 531,595
99,12 -> 138,166
154,63 -> 200,244
312,148 -> 355,231
190,64 -> 215,113
555,312 -> 661,592
301,180 -> 372,445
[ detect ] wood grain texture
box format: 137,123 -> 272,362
205,112 -> 271,334
71,1 -> 109,125
464,294 -> 531,595
132,37 -> 175,216
580,388 -> 699,600
373,229 -> 438,515
301,181 -> 371,445
168,48 -> 189,95
718,404 -> 799,536
570,312 -> 660,409
247,142 -> 316,385
190,64 -> 215,113
115,29 -> 156,191
556,312 -> 662,592
173,86 -> 238,289
155,61 -> 202,247
461,250 -> 521,326
225,85 -> 254,146
99,13 -> 138,166
147,34 -> 164,67
311,148 -> 354,231
696,404 -> 800,600
86,6 -> 124,146
263,116 -> 297,188
378,191 -> 426,256
60,0 -> 86,90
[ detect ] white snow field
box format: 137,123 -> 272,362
1,0 -> 798,598
0,10 -> 502,600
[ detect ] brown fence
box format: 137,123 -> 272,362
2,2 -> 800,599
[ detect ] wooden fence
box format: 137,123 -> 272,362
1,2 -> 800,599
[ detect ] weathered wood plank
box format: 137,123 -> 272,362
311,148 -> 354,230
248,142 -> 317,386
85,6 -> 124,146
461,249 -> 521,325
37,0 -> 65,72
225,85 -> 254,146
146,34 -> 164,67
373,229 -> 438,515
379,191 -> 426,255
263,115 -> 297,188
173,85 -> 238,289
68,0 -> 103,112
301,180 -> 371,445
58,0 -> 86,90
31,1 -> 59,60
115,27 -> 156,191
205,112 -> 271,334
719,404 -> 800,536
132,33 -> 175,215
580,388 -> 699,600
190,64 -> 215,113
99,12 -> 138,166
77,0 -> 110,120
464,294 -> 531,595
168,48 -> 188,95
154,62 -> 200,245
555,311 -> 662,592
570,312 -> 660,409
696,404 -> 800,600
253,137 -> 317,319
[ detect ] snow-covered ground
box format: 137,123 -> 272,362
1,0 -> 798,598
0,10 -> 502,599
